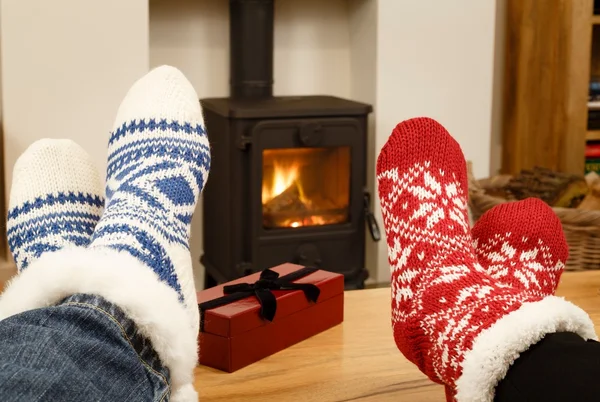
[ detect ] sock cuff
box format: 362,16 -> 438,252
455,296 -> 598,402
0,247 -> 198,402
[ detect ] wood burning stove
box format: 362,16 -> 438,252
200,0 -> 376,289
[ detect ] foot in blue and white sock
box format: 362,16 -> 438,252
7,139 -> 103,270
90,65 -> 209,313
0,66 -> 209,402
88,65 -> 209,400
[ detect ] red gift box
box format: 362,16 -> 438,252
197,263 -> 344,372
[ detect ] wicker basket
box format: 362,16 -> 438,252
467,166 -> 600,271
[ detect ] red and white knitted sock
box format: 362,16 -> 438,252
473,198 -> 568,297
377,117 -> 596,402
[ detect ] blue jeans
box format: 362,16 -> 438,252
0,293 -> 170,402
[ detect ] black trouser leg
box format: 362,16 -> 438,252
495,332 -> 600,402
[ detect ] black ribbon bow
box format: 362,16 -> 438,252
198,266 -> 321,331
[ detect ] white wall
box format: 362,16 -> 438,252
375,0 -> 496,179
1,0 -> 150,190
149,0 -> 229,100
348,0 -> 379,282
0,0 -> 149,273
273,0 -> 351,97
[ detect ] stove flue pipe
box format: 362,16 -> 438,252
229,0 -> 274,99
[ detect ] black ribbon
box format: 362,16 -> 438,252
198,266 -> 321,331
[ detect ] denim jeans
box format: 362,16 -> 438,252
0,293 -> 171,402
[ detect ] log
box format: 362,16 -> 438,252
578,172 -> 600,211
263,182 -> 307,214
505,166 -> 588,208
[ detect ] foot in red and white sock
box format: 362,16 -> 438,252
473,198 -> 568,297
377,117 -> 596,402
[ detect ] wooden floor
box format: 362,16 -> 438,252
554,270 -> 600,324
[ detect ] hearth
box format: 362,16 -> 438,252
200,0 -> 376,289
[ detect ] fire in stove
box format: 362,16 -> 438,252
262,147 -> 350,228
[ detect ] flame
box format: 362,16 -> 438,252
262,150 -> 348,228
262,161 -> 301,204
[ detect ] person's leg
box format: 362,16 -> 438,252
0,294 -> 170,402
0,66 -> 210,401
376,117 -> 597,402
495,332 -> 600,402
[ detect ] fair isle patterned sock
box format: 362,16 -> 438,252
473,198 -> 568,297
377,117 -> 595,402
6,139 -> 103,270
0,66 -> 208,402
89,65 -> 209,308
87,65 -> 209,401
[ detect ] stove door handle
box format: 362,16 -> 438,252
364,191 -> 381,242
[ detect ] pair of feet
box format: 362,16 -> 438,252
376,118 -> 597,401
1,66 -> 209,402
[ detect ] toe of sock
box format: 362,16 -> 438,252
377,117 -> 466,179
473,198 -> 568,262
9,139 -> 103,209
113,65 -> 203,129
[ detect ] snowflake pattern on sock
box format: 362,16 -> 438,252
474,234 -> 564,296
472,198 -> 568,297
380,161 -> 475,320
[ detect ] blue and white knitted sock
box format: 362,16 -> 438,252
0,66 -> 209,402
90,64 -> 209,310
6,139 -> 103,270
89,65 -> 209,400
